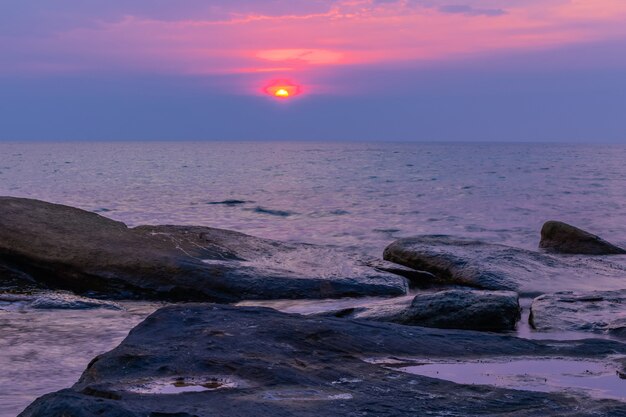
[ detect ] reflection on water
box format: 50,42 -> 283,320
124,376 -> 242,394
237,295 -> 414,315
397,358 -> 626,400
0,299 -> 161,417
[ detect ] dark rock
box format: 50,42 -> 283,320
530,290 -> 626,338
0,197 -> 407,302
336,290 -> 521,331
539,220 -> 626,255
383,235 -> 626,295
20,304 -> 626,417
360,258 -> 437,287
0,263 -> 42,292
206,200 -> 248,206
252,206 -> 293,217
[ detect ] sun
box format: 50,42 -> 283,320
275,88 -> 290,98
263,80 -> 301,99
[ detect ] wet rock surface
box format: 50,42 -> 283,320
360,259 -> 438,287
327,290 -> 521,331
0,197 -> 407,302
383,235 -> 626,294
0,264 -> 42,292
0,291 -> 123,310
20,304 -> 626,417
530,290 -> 626,339
540,220 -> 626,255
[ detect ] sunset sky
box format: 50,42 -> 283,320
2,0 -> 626,141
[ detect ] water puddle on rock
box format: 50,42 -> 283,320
396,358 -> 626,400
125,377 -> 240,394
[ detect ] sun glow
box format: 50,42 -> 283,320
263,80 -> 301,99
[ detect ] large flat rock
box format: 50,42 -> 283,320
0,197 -> 407,301
19,304 -> 626,417
383,235 -> 626,295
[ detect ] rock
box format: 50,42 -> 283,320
383,235 -> 626,295
530,290 -> 626,339
0,263 -> 42,292
360,258 -> 437,287
19,304 -> 626,417
343,290 -> 521,331
0,291 -> 122,310
539,220 -> 626,255
0,197 -> 407,302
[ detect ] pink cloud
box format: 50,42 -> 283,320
2,0 -> 626,94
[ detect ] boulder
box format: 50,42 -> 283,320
539,220 -> 626,255
0,197 -> 407,302
19,304 -> 626,417
353,290 -> 520,331
530,290 -> 626,339
383,235 -> 626,295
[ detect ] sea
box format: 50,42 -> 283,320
1,141 -> 625,416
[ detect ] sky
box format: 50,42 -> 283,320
1,0 -> 626,142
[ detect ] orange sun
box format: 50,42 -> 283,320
263,80 -> 301,99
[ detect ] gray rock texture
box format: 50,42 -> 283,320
383,235 -> 626,294
340,289 -> 521,331
0,197 -> 407,301
540,220 -> 626,255
530,290 -> 626,339
19,304 -> 626,417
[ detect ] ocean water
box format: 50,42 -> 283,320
1,141 -> 625,252
1,141 -> 626,416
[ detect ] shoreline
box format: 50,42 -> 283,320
1,197 -> 625,416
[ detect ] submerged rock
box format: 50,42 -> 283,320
530,290 -> 626,339
340,290 -> 521,331
20,304 -> 626,417
0,197 -> 407,302
539,220 -> 626,255
383,235 -> 626,294
0,291 -> 122,310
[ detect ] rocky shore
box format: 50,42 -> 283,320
1,197 -> 625,416
19,305 -> 626,417
0,197 -> 407,301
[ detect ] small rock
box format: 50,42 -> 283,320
338,290 -> 521,331
530,290 -> 626,338
539,221 -> 626,255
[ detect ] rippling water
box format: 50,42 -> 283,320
1,142 -> 625,252
0,298 -> 160,417
1,141 -> 626,416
